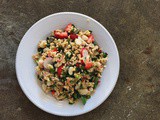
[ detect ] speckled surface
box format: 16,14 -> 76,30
0,0 -> 160,120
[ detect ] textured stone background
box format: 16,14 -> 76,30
0,0 -> 160,120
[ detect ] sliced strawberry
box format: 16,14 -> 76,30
52,48 -> 57,52
57,65 -> 63,78
81,48 -> 89,64
54,30 -> 68,39
65,23 -> 73,32
85,61 -> 93,69
84,56 -> 93,69
51,90 -> 55,95
80,48 -> 88,57
87,34 -> 94,43
70,34 -> 78,40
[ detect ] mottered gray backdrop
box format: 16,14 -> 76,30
0,0 -> 160,120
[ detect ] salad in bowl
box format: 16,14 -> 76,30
33,23 -> 108,105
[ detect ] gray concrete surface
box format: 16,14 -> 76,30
0,0 -> 160,120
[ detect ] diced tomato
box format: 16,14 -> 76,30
52,48 -> 57,52
70,34 -> 78,40
87,34 -> 94,43
98,80 -> 101,84
51,90 -> 55,95
57,65 -> 63,78
85,61 -> 93,69
54,30 -> 68,39
65,23 -> 73,32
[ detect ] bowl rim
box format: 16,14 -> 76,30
15,12 -> 120,116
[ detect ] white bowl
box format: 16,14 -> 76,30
16,12 -> 120,116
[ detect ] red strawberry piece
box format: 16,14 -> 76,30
80,48 -> 89,64
51,90 -> 56,95
87,34 -> 94,43
65,23 -> 73,32
80,48 -> 88,57
70,34 -> 78,40
57,65 -> 63,78
54,30 -> 68,39
52,48 -> 57,52
85,61 -> 93,69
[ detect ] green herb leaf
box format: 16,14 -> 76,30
76,67 -> 81,72
46,43 -> 50,48
81,96 -> 87,105
89,30 -> 92,33
47,36 -> 54,42
86,95 -> 91,99
73,91 -> 81,99
73,93 -> 78,99
70,27 -> 75,33
94,77 -> 99,89
62,72 -> 66,78
37,75 -> 42,81
92,57 -> 97,61
96,54 -> 100,58
35,59 -> 39,64
50,84 -> 56,89
50,68 -> 55,74
75,74 -> 81,79
44,80 -> 47,85
93,41 -> 97,45
65,54 -> 71,61
61,78 -> 66,82
103,52 -> 108,58
81,66 -> 85,71
58,46 -> 64,52
38,48 -> 43,54
72,24 -> 75,27
84,69 -> 89,74
70,80 -> 74,84
67,38 -> 71,44
69,101 -> 74,105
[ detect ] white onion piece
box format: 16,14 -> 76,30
43,57 -> 52,69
